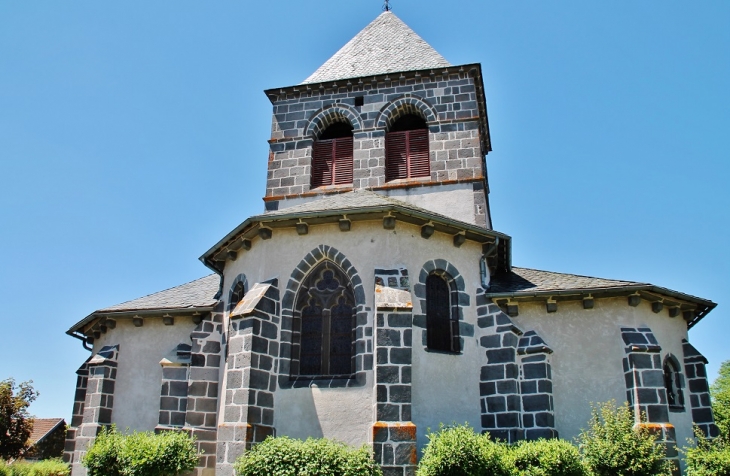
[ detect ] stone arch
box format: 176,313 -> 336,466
305,104 -> 362,139
279,245 -> 368,387
227,274 -> 248,312
413,259 -> 469,354
375,94 -> 439,131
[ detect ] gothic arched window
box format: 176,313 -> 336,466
294,261 -> 355,376
664,355 -> 685,411
311,122 -> 354,188
426,273 -> 459,353
385,114 -> 430,181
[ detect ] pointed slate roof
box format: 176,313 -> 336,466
303,11 -> 451,84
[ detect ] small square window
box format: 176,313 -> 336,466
354,96 -> 364,107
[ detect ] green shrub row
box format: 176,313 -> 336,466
82,427 -> 198,476
233,436 -> 383,476
0,459 -> 69,476
416,426 -> 586,476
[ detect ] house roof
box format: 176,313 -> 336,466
29,418 -> 65,445
97,274 -> 219,313
489,267 -> 644,294
303,11 -> 451,84
488,267 -> 716,329
67,274 -> 219,334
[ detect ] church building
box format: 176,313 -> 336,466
63,10 -> 718,476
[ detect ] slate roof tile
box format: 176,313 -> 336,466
303,11 -> 451,84
98,274 -> 219,312
488,267 -> 645,294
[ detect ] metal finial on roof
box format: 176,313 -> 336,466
383,0 -> 391,12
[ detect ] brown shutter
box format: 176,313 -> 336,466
311,140 -> 333,188
333,136 -> 353,185
407,129 -> 430,178
385,131 -> 408,181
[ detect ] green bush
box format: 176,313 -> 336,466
234,436 -> 382,476
685,432 -> 730,476
577,401 -> 670,476
416,424 -> 510,476
509,438 -> 587,476
1,459 -> 69,476
82,427 -> 198,476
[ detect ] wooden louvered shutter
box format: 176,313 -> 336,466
311,140 -> 333,188
385,131 -> 408,181
407,129 -> 430,178
332,137 -> 353,185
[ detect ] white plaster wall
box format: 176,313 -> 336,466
272,183 -> 479,226
222,219 -> 484,447
512,298 -> 693,444
92,318 -> 196,432
274,375 -> 375,447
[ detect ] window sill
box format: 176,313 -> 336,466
668,405 -> 685,413
280,373 -> 365,389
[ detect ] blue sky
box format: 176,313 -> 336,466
0,1 -> 728,420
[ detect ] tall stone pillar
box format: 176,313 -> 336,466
517,331 -> 557,440
682,339 -> 719,438
217,281 -> 279,476
372,280 -> 416,476
70,345 -> 119,476
63,358 -> 91,466
620,327 -> 679,476
185,304 -> 224,476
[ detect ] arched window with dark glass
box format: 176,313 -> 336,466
385,114 -> 430,181
311,122 -> 354,188
294,261 -> 355,376
664,355 -> 685,411
228,281 -> 245,313
426,273 -> 459,353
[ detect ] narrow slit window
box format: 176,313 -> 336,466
426,274 -> 459,353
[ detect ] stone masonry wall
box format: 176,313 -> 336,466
63,358 -> 91,466
475,290 -> 558,443
185,304 -> 224,476
69,345 -> 119,476
373,310 -> 416,476
620,326 -> 679,475
217,281 -> 280,476
265,72 -> 485,200
682,339 -> 719,438
157,343 -> 191,429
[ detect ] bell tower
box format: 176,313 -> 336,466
263,11 -> 494,229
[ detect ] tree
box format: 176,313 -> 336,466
0,378 -> 38,460
711,360 -> 730,438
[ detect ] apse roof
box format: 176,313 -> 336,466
96,274 -> 219,313
303,11 -> 451,84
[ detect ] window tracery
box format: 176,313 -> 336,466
295,261 -> 355,376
